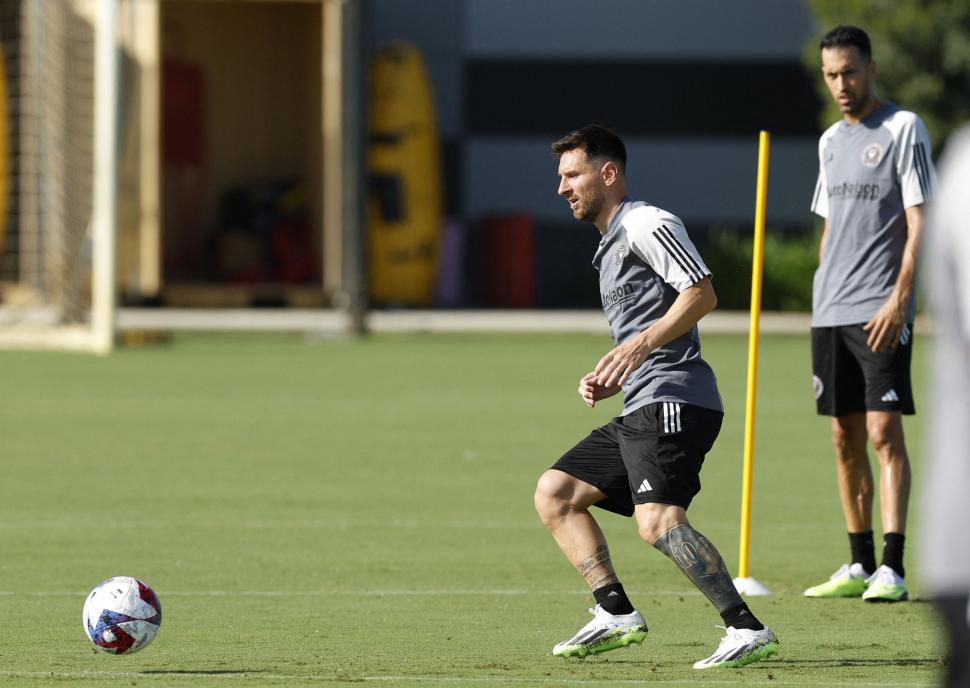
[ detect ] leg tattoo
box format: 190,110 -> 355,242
576,544 -> 619,589
652,523 -> 744,614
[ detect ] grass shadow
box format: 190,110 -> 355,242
140,669 -> 268,676
772,657 -> 943,668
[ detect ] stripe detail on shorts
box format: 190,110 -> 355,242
662,402 -> 682,433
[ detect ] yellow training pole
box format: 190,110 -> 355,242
735,131 -> 771,595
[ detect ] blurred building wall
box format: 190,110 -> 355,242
7,0 -> 822,309
371,0 -> 820,229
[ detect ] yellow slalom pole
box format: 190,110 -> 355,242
736,131 -> 770,591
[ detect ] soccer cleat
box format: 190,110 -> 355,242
692,626 -> 779,669
803,563 -> 870,598
552,604 -> 648,658
862,565 -> 909,602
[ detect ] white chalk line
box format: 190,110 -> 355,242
0,588 -> 704,598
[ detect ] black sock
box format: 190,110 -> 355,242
593,583 -> 635,615
880,533 -> 906,578
720,603 -> 765,631
849,530 -> 876,574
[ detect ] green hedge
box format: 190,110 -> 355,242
701,228 -> 821,312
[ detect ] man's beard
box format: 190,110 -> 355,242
841,87 -> 870,118
573,195 -> 602,222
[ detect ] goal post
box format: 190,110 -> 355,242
0,0 -> 118,353
91,0 -> 119,354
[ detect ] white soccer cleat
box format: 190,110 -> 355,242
803,562 -> 870,598
862,564 -> 909,602
692,626 -> 779,669
552,604 -> 648,658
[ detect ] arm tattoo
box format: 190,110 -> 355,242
652,523 -> 744,614
575,544 -> 619,588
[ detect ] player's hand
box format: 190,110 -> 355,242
578,372 -> 621,407
593,336 -> 651,389
863,297 -> 906,352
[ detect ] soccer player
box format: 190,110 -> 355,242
921,125 -> 970,688
804,26 -> 937,602
534,124 -> 778,669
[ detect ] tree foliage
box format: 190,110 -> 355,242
805,0 -> 970,151
701,228 -> 820,311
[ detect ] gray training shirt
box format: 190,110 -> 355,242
594,198 -> 722,415
810,101 -> 937,327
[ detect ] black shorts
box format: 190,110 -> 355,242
811,324 -> 915,416
550,402 -> 723,516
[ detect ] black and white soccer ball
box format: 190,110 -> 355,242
82,576 -> 162,654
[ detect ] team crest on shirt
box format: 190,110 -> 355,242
862,143 -> 883,167
613,242 -> 627,269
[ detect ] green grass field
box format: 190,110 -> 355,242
0,332 -> 945,686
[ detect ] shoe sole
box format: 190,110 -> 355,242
553,626 -> 648,659
803,583 -> 867,598
695,641 -> 779,670
863,591 -> 909,603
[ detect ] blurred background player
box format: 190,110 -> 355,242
534,125 -> 778,669
804,26 -> 937,602
921,124 -> 970,688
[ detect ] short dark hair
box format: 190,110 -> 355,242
820,25 -> 872,61
551,124 -> 627,172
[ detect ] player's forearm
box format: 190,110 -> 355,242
637,278 -> 716,352
890,255 -> 918,308
891,207 -> 925,307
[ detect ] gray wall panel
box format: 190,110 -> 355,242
464,137 -> 819,225
366,0 -> 822,236
466,0 -> 814,59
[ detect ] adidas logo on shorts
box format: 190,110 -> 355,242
881,389 -> 900,402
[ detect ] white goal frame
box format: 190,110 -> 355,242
0,0 -> 118,353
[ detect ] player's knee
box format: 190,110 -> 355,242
534,470 -> 572,524
831,421 -> 864,455
637,520 -> 665,544
831,429 -> 851,456
865,418 -> 904,456
866,427 -> 892,454
634,503 -> 675,544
